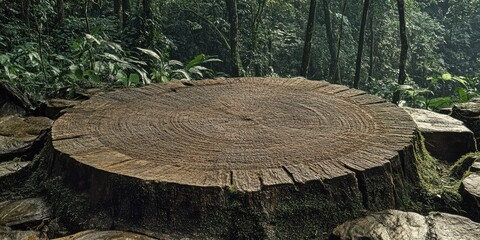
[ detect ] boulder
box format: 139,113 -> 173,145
471,161 -> 480,172
0,198 -> 50,227
461,172 -> 480,221
0,161 -> 29,178
53,230 -> 157,240
44,99 -> 82,119
0,226 -> 40,240
404,107 -> 476,162
451,98 -> 480,148
0,115 -> 52,160
331,210 -> 480,240
0,83 -> 34,116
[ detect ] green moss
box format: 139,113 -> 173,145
407,131 -> 463,214
449,152 -> 480,179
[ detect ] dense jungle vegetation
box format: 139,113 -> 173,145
0,0 -> 479,109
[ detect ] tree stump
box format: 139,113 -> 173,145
50,78 -> 418,238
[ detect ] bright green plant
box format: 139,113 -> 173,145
398,73 -> 480,110
138,48 -> 221,82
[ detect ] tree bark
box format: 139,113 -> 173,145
122,0 -> 130,29
334,0 -> 349,84
353,0 -> 370,89
56,0 -> 65,25
300,0 -> 318,78
50,78 -> 420,238
142,0 -> 153,47
323,0 -> 339,83
113,0 -> 123,29
225,0 -> 242,77
367,8 -> 375,82
392,0 -> 409,104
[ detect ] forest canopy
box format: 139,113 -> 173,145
0,0 -> 479,110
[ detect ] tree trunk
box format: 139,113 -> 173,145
334,0 -> 349,84
300,0 -> 318,78
113,0 -> 122,28
323,0 -> 339,83
50,77 -> 420,239
392,0 -> 409,104
225,0 -> 242,77
367,8 -> 375,82
56,0 -> 65,25
353,0 -> 370,89
143,0 -> 153,47
122,0 -> 130,29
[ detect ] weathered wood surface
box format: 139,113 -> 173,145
52,77 -> 415,190
50,77 -> 418,238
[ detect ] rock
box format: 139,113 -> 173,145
404,107 -> 476,162
0,160 -> 30,178
331,210 -> 480,240
53,230 -> 157,240
460,172 -> 480,221
75,88 -> 104,100
44,99 -> 82,119
430,212 -> 480,240
471,161 -> 480,172
451,100 -> 480,148
0,198 -> 50,227
0,83 -> 34,116
331,210 -> 428,239
438,107 -> 452,115
0,226 -> 40,240
0,115 -> 52,160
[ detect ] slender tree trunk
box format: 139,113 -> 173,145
122,0 -> 130,29
56,0 -> 65,24
353,0 -> 370,89
367,8 -> 375,82
392,0 -> 409,104
113,0 -> 123,29
251,0 -> 266,76
143,0 -> 153,47
334,0 -> 348,84
300,0 -> 318,78
84,0 -> 94,70
225,0 -> 242,77
323,0 -> 339,82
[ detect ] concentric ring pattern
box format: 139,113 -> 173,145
52,78 -> 416,192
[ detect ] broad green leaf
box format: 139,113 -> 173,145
137,47 -> 161,61
186,54 -> 206,69
429,97 -> 453,109
129,73 -> 140,85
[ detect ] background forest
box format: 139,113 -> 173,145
0,0 -> 479,110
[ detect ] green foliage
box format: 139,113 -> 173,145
397,73 -> 480,110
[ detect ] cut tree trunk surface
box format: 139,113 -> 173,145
52,77 -> 415,190
51,77 -> 417,237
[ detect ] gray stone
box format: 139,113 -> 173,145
430,212 -> 480,240
44,99 -> 82,119
0,115 -> 52,160
451,100 -> 480,149
0,160 -> 29,178
331,210 -> 480,240
404,107 -> 476,162
0,226 -> 40,240
53,230 -> 157,240
471,161 -> 480,172
331,210 -> 428,240
0,198 -> 50,227
0,83 -> 34,117
461,172 -> 480,221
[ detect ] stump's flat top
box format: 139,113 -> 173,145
52,78 -> 415,191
